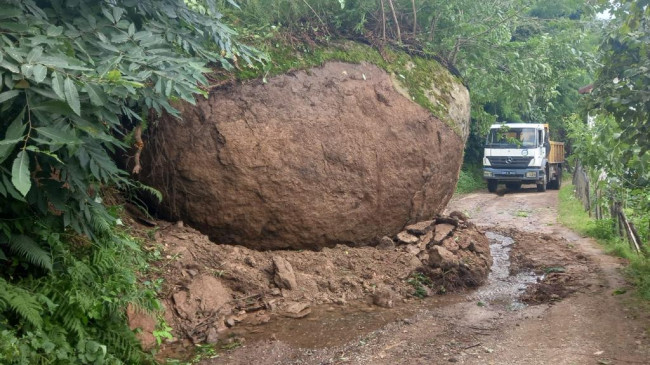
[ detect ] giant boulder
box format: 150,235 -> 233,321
141,61 -> 469,250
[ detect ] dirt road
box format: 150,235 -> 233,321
201,187 -> 649,365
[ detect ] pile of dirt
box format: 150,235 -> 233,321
506,229 -> 590,304
140,60 -> 469,250
137,213 -> 489,346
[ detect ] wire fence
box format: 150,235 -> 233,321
571,160 -> 646,255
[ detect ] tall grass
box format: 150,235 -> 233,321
558,182 -> 650,300
455,164 -> 485,194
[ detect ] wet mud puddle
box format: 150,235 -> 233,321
226,295 -> 465,349
472,232 -> 542,310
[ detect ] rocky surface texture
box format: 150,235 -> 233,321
132,214 -> 489,347
141,60 -> 469,250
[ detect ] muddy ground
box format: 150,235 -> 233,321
157,185 -> 650,365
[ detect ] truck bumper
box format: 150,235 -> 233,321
483,167 -> 545,183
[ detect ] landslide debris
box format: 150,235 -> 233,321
139,214 -> 489,346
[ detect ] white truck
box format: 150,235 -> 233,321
482,123 -> 564,193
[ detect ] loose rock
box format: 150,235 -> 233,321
372,288 -> 395,308
397,231 -> 419,245
433,223 -> 456,243
280,301 -> 311,318
376,236 -> 396,250
428,246 -> 459,269
273,256 -> 298,290
449,211 -> 469,222
405,220 -> 434,236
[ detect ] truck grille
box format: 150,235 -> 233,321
487,156 -> 533,169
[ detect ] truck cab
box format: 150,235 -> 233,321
482,123 -> 564,193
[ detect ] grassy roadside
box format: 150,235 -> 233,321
455,164 -> 485,194
558,182 -> 650,300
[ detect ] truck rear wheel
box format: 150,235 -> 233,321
537,173 -> 547,192
548,166 -> 563,190
487,179 -> 498,193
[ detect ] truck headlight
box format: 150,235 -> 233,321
526,171 -> 537,178
484,171 -> 494,177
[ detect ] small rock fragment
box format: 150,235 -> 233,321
224,317 -> 236,328
404,244 -> 420,255
442,237 -> 460,252
418,231 -> 434,249
449,211 -> 469,222
244,256 -> 257,267
433,223 -> 456,243
428,246 -> 459,269
397,231 -> 419,245
376,236 -> 396,250
272,256 -> 297,290
280,301 -> 311,318
372,288 -> 394,308
206,327 -> 219,344
405,220 -> 434,236
416,251 -> 429,264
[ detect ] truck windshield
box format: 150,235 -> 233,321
485,127 -> 537,148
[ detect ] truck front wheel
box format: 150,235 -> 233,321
487,179 -> 498,193
537,174 -> 547,192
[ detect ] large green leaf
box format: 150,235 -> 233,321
85,84 -> 106,106
63,77 -> 81,115
51,72 -> 65,100
35,126 -> 80,145
0,108 -> 26,163
11,150 -> 31,197
32,64 -> 47,83
0,89 -> 21,103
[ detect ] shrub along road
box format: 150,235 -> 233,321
199,186 -> 649,365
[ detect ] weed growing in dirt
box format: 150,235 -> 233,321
153,319 -> 174,346
559,183 -> 650,300
407,272 -> 433,298
516,210 -> 529,218
544,267 -> 566,274
220,339 -> 243,351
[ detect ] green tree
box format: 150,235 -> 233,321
592,0 -> 650,160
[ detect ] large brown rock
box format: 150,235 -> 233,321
142,61 -> 469,249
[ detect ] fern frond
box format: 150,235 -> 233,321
89,206 -> 113,236
132,181 -> 163,203
91,247 -> 116,273
57,302 -> 86,340
0,278 -> 43,328
96,321 -> 145,363
8,235 -> 52,271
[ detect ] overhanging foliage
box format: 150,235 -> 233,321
0,0 -> 256,363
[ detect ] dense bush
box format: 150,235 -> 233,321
0,0 -> 257,362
